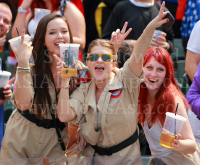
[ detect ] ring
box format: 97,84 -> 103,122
120,31 -> 125,34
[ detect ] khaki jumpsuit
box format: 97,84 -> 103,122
70,61 -> 143,164
0,73 -> 69,160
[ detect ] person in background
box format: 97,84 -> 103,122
0,3 -> 12,53
181,0 -> 200,54
138,46 -> 199,164
117,41 -> 133,68
185,21 -> 200,81
186,63 -> 200,162
83,0 -> 126,55
102,0 -> 174,54
12,0 -> 85,50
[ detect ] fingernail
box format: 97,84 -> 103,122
166,19 -> 169,22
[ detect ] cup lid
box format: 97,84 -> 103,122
8,34 -> 29,43
0,71 -> 11,76
166,112 -> 186,122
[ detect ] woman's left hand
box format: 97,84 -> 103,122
111,22 -> 132,53
172,134 -> 182,149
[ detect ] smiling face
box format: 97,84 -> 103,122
45,18 -> 70,57
0,5 -> 12,37
86,45 -> 116,82
144,57 -> 166,93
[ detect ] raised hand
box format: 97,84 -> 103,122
21,0 -> 34,10
149,1 -> 169,29
111,22 -> 132,53
10,29 -> 33,67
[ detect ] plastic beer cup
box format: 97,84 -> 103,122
59,43 -> 80,77
0,71 -> 11,100
160,112 -> 186,149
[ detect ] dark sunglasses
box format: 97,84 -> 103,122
87,53 -> 114,62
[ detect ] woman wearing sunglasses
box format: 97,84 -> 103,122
56,2 -> 168,164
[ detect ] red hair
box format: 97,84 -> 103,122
138,47 -> 190,126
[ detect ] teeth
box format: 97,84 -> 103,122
149,79 -> 158,82
55,42 -> 65,45
95,67 -> 104,69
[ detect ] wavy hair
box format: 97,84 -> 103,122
138,47 -> 190,126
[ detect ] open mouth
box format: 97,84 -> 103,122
55,42 -> 65,46
148,79 -> 158,83
95,66 -> 104,73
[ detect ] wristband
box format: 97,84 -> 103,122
60,84 -> 70,89
17,66 -> 30,73
18,6 -> 27,13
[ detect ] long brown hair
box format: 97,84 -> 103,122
32,13 -> 73,118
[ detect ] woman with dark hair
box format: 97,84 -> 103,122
0,13 -> 86,159
56,2 -> 172,164
12,0 -> 85,50
138,47 -> 199,164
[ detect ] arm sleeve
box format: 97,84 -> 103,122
69,84 -> 87,124
120,61 -> 144,94
187,21 -> 200,54
186,64 -> 200,118
10,73 -> 35,109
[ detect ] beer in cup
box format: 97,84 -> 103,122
59,44 -> 80,77
160,112 -> 186,149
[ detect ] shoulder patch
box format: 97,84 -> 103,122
109,89 -> 122,98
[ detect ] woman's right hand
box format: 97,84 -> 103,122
21,0 -> 34,10
10,29 -> 33,67
53,54 -> 71,85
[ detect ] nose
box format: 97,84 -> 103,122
96,56 -> 103,63
0,19 -> 3,26
57,32 -> 63,39
150,69 -> 157,76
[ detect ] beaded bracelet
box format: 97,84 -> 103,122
143,30 -> 153,40
60,84 -> 70,89
17,66 -> 30,73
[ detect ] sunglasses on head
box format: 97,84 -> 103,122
87,53 -> 115,62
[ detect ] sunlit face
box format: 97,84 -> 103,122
144,57 -> 166,93
0,5 -> 12,37
45,18 -> 70,57
86,46 -> 116,82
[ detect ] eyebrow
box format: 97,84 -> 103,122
47,28 -> 68,32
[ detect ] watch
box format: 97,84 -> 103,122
18,6 -> 27,13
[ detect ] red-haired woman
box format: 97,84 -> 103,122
138,47 -> 199,164
12,0 -> 85,50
